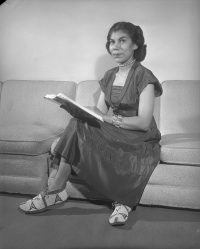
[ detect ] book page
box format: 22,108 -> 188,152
44,93 -> 103,122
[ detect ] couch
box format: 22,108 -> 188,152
0,79 -> 200,210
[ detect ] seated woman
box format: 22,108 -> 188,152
19,21 -> 163,226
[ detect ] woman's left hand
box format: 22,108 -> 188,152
103,114 -> 113,124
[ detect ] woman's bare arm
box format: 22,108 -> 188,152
103,84 -> 155,131
87,90 -> 108,115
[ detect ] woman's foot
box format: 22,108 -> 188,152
19,187 -> 69,214
109,202 -> 132,226
19,157 -> 71,214
19,177 -> 68,214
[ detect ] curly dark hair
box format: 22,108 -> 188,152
106,22 -> 147,62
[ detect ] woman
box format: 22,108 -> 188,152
19,21 -> 163,226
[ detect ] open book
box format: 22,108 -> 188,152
44,93 -> 104,123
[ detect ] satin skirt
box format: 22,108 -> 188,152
53,118 -> 161,207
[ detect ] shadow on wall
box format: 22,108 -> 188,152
94,54 -> 116,80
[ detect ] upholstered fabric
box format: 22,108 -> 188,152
75,80 -> 101,106
0,81 -> 2,101
159,80 -> 200,165
0,153 -> 48,194
1,79 -> 200,209
0,124 -> 64,155
161,133 -> 200,165
0,80 -> 76,127
0,80 -> 77,194
160,80 -> 200,135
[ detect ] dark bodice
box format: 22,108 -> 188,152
100,61 -> 163,117
110,85 -> 138,116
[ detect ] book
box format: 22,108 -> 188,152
44,93 -> 104,123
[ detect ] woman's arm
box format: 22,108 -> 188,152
103,84 -> 155,131
86,90 -> 108,116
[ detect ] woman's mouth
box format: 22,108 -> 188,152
112,53 -> 123,58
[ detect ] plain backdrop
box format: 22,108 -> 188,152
0,0 -> 200,83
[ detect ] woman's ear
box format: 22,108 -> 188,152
133,44 -> 138,50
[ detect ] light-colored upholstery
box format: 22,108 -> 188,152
0,80 -> 76,194
159,80 -> 200,166
75,80 -> 101,107
0,81 -> 2,100
160,134 -> 200,165
159,81 -> 200,135
1,79 -> 200,210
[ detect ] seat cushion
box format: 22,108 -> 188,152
160,133 -> 200,165
0,124 -> 64,155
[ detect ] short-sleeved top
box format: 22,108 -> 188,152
99,61 -> 162,117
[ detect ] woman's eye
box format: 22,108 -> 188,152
120,39 -> 126,43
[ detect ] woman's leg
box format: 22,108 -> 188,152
48,157 -> 72,192
19,157 -> 71,214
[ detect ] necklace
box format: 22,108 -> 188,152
118,58 -> 135,67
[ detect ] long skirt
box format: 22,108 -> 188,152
52,118 -> 161,208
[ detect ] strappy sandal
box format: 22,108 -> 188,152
18,188 -> 69,214
109,202 -> 132,226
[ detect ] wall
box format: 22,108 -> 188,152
0,0 -> 200,83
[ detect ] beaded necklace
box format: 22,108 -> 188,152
118,57 -> 135,67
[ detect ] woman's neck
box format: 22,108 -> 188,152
118,57 -> 135,68
117,58 -> 135,73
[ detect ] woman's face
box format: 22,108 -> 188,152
109,30 -> 137,64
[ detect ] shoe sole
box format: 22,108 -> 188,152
109,220 -> 126,226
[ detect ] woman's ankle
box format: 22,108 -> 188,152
48,177 -> 66,192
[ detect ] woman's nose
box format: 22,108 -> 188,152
112,41 -> 120,50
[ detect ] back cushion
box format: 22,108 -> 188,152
0,80 -> 76,128
0,82 -> 2,103
76,80 -> 101,106
76,80 -> 161,128
160,80 -> 200,135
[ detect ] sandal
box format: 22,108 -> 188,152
18,188 -> 69,214
109,202 -> 131,226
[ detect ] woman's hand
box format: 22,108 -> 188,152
103,114 -> 113,124
103,114 -> 124,128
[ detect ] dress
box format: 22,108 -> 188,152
53,61 -> 163,208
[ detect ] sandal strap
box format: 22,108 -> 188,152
19,189 -> 68,214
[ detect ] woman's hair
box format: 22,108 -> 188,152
106,22 -> 147,62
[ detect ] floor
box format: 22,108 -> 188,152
0,193 -> 200,249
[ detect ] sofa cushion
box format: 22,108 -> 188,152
0,81 -> 2,98
160,133 -> 200,165
0,80 -> 77,156
76,80 -> 101,106
0,124 -> 64,155
160,80 -> 200,135
0,80 -> 76,128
